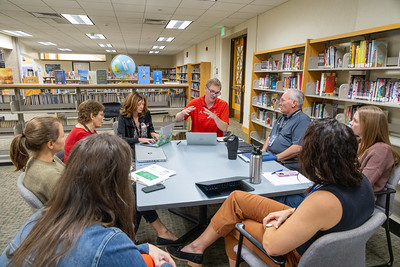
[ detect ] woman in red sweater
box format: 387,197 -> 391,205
350,105 -> 400,191
64,100 -> 104,162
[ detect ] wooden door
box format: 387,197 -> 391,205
230,36 -> 246,122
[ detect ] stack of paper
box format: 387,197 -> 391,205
131,164 -> 176,186
263,172 -> 310,186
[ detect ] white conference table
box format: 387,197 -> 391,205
135,140 -> 312,240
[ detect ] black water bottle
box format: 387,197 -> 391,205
226,135 -> 239,160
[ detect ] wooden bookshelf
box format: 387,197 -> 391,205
248,44 -> 305,144
189,62 -> 211,100
302,23 -> 400,147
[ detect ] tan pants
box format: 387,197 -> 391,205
210,190 -> 301,267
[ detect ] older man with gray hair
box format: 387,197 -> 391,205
262,89 -> 310,171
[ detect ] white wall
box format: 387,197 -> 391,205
0,33 -> 13,50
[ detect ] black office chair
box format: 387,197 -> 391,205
373,165 -> 400,267
103,102 -> 122,121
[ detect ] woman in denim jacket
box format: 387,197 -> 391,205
0,134 -> 176,267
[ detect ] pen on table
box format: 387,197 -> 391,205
271,169 -> 283,175
176,141 -> 181,145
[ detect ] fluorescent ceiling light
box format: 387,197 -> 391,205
157,37 -> 174,42
1,30 -> 32,37
86,33 -> 105,39
58,48 -> 72,51
61,14 -> 93,25
152,46 -> 165,49
166,20 -> 192,30
98,43 -> 112,47
149,51 -> 159,54
38,41 -> 56,46
106,49 -> 116,53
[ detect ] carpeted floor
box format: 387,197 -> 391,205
1,120 -> 399,266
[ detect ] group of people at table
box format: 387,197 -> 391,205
1,78 -> 399,266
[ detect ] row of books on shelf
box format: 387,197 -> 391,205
191,83 -> 200,91
191,91 -> 200,98
256,93 -> 280,109
54,70 -> 107,85
318,39 -> 396,69
310,102 -> 338,119
0,119 -> 18,128
192,73 -> 200,80
255,110 -> 277,127
348,76 -> 400,103
24,93 -> 77,105
191,66 -> 200,72
345,105 -> 363,125
261,52 -> 303,71
315,73 -> 336,96
177,65 -> 188,73
82,93 -> 124,103
258,73 -> 278,89
0,94 -> 15,103
282,74 -> 303,90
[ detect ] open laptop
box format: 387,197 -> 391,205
135,145 -> 167,163
195,176 -> 254,198
186,132 -> 217,146
142,123 -> 174,147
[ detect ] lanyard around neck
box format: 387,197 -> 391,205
82,123 -> 93,134
277,109 -> 301,133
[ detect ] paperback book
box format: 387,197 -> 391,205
130,164 -> 176,186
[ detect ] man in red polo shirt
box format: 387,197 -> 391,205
175,78 -> 229,137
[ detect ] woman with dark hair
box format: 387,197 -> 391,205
118,91 -> 180,246
64,100 -> 104,162
9,116 -> 65,204
167,118 -> 375,267
350,105 -> 400,192
118,91 -> 159,147
1,134 -> 176,267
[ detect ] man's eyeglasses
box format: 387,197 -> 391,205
207,87 -> 221,96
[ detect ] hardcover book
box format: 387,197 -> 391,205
54,70 -> 66,84
96,69 -> 107,84
0,68 -> 13,84
138,66 -> 150,84
153,70 -> 162,84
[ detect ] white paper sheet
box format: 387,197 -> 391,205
263,171 -> 311,186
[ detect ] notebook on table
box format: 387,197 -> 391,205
195,176 -> 254,198
186,132 -> 217,146
135,145 -> 167,163
141,123 -> 174,148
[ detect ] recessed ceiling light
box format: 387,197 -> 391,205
61,14 -> 94,25
152,46 -> 165,49
58,48 -> 72,51
166,20 -> 192,30
98,44 -> 112,47
157,37 -> 174,42
106,49 -> 116,53
1,30 -> 32,37
38,41 -> 56,46
149,51 -> 159,54
86,33 -> 105,39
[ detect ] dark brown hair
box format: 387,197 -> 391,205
10,117 -> 61,171
300,118 -> 363,187
77,100 -> 105,124
8,134 -> 135,266
120,91 -> 147,118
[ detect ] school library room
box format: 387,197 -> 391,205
1,0 -> 400,266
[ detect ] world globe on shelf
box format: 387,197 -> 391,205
111,54 -> 136,79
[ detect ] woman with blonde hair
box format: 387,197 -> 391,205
9,116 -> 65,204
1,134 -> 175,267
350,105 -> 400,191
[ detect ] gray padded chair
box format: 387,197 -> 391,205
113,121 -> 119,136
374,165 -> 400,266
16,172 -> 44,211
234,211 -> 387,267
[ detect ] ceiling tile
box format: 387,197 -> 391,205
240,4 -> 274,13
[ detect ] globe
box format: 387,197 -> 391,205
111,54 -> 136,79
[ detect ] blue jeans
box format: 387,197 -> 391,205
272,193 -> 307,208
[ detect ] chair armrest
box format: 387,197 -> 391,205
374,188 -> 396,196
235,223 -> 286,266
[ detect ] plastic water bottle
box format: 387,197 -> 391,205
249,146 -> 262,184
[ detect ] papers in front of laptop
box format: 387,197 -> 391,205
131,164 -> 176,186
262,171 -> 310,186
